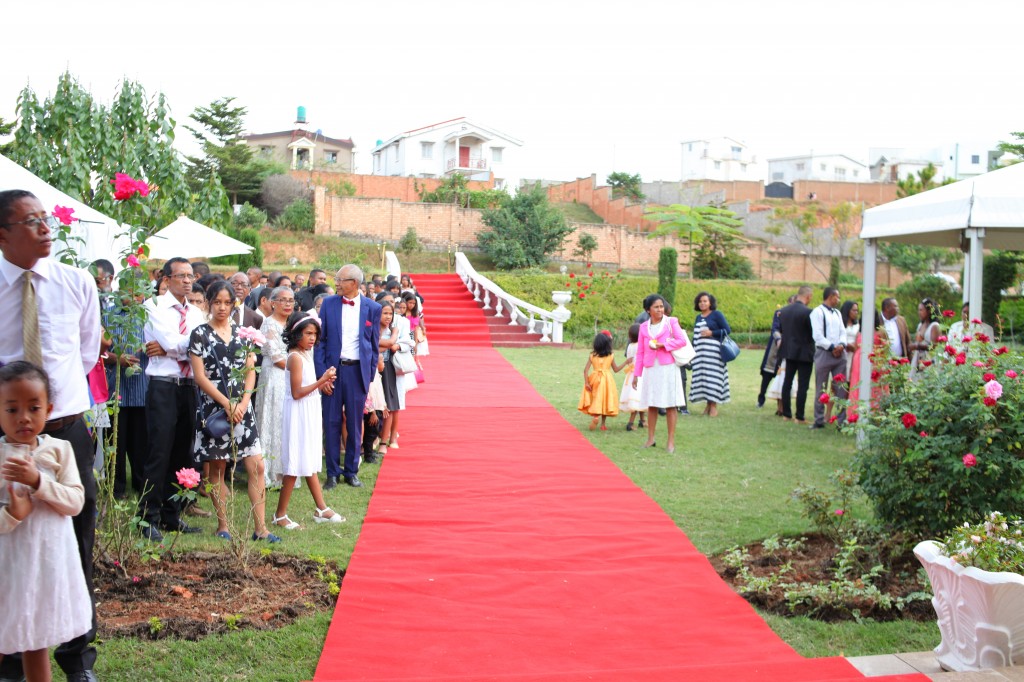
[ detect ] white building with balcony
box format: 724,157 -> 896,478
680,137 -> 761,182
768,154 -> 869,184
370,117 -> 523,192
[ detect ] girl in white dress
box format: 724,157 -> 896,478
272,313 -> 346,530
619,323 -> 645,431
0,362 -> 91,681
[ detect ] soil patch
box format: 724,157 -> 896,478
710,533 -> 935,622
95,551 -> 340,640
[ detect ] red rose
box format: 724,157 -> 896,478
901,413 -> 917,429
829,415 -> 838,424
975,333 -> 990,343
921,360 -> 933,367
919,431 -> 928,437
983,373 -> 996,382
576,281 -> 582,288
899,357 -> 910,365
579,293 -> 586,300
819,393 -> 831,404
586,263 -> 592,268
870,370 -> 882,381
994,346 -> 1009,356
588,271 -> 593,277
889,359 -> 900,366
971,318 -> 982,325
847,413 -> 859,424
833,373 -> 846,383
962,336 -> 972,344
963,453 -> 977,468
955,353 -> 967,366
568,273 -> 575,278
945,345 -> 957,355
983,396 -> 997,407
942,309 -> 955,318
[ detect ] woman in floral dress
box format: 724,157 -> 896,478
189,281 -> 280,543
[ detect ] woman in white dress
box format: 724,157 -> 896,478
632,295 -> 688,453
909,297 -> 941,380
256,286 -> 294,488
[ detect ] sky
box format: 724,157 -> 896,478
1,0 -> 1021,185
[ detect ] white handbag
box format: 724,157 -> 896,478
671,330 -> 697,367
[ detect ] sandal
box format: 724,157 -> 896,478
273,514 -> 301,530
314,507 -> 346,524
626,423 -> 634,431
600,424 -> 608,431
252,531 -> 282,544
377,444 -> 388,457
589,417 -> 599,431
215,530 -> 232,540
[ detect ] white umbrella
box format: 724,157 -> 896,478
146,215 -> 253,260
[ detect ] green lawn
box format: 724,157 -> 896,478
92,348 -> 937,680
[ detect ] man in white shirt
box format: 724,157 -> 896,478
137,257 -> 206,542
0,190 -> 102,682
809,287 -> 848,429
881,298 -> 911,360
949,302 -> 995,349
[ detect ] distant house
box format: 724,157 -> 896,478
870,156 -> 945,183
371,117 -> 522,191
243,108 -> 355,172
680,137 -> 761,182
768,154 -> 868,184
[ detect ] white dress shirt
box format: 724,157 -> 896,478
809,304 -> 847,352
883,315 -> 902,356
340,295 -> 360,361
0,255 -> 101,418
144,292 -> 206,378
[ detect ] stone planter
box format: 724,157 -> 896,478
914,540 -> 1024,672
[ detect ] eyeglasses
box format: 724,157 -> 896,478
337,278 -> 358,284
168,273 -> 195,281
1,215 -> 60,230
274,298 -> 296,305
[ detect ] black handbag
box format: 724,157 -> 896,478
200,337 -> 235,439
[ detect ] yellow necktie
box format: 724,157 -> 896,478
22,271 -> 42,366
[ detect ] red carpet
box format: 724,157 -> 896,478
411,273 -> 490,347
313,283 -> 927,681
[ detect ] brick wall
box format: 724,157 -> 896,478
546,175 -> 655,231
291,170 -> 493,203
793,180 -> 898,205
313,188 -> 909,288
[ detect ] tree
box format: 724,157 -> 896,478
645,203 -> 746,278
573,233 -> 598,262
606,172 -> 645,202
185,96 -> 282,205
8,72 -> 231,232
478,185 -> 574,269
767,202 -> 863,280
657,248 -> 677,304
0,116 -> 14,155
997,132 -> 1024,162
896,162 -> 952,198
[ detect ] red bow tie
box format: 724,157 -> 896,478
342,297 -> 355,306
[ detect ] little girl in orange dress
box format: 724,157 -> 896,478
578,331 -> 625,431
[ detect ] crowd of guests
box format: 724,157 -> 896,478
0,188 -> 434,681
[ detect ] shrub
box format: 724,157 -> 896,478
573,233 -> 598,262
848,328 -> 1024,537
478,185 -> 573,269
237,227 -> 263,271
399,227 -> 423,254
235,202 -> 267,229
940,511 -> 1024,573
260,174 -> 310,217
983,252 -> 1020,326
894,274 -> 959,320
657,248 -> 677,304
275,198 -> 315,232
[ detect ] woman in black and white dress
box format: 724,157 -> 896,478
689,291 -> 731,417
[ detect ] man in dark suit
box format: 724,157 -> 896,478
295,268 -> 328,312
229,272 -> 265,328
778,286 -> 815,423
881,297 -> 911,360
314,264 -> 382,489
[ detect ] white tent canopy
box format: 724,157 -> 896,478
146,215 -> 253,261
0,153 -> 128,266
857,161 -> 1024,418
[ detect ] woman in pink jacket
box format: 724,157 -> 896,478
631,295 -> 688,453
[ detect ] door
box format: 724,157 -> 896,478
459,146 -> 469,168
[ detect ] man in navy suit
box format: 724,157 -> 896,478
314,264 -> 383,489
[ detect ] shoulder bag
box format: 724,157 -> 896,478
200,336 -> 233,439
720,334 -> 741,363
671,328 -> 697,367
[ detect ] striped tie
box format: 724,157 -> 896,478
22,271 -> 42,366
174,304 -> 192,377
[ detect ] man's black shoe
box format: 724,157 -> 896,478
344,475 -> 363,488
809,423 -> 825,430
141,525 -> 164,543
66,672 -> 99,682
323,476 -> 339,490
161,520 -> 202,534
363,452 -> 379,464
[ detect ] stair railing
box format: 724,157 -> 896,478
454,252 -> 571,343
385,250 -> 401,280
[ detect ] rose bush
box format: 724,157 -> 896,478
848,327 -> 1024,537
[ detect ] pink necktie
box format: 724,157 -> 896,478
174,304 -> 192,377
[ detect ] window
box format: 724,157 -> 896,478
772,172 -> 784,181
853,169 -> 859,178
835,168 -> 846,179
714,161 -> 721,170
688,143 -> 693,151
731,145 -> 742,159
324,151 -> 338,164
421,141 -> 434,159
740,164 -> 747,172
260,146 -> 274,159
820,163 -> 827,172
393,141 -> 400,161
494,178 -> 505,190
971,154 -> 980,164
796,162 -> 805,171
491,147 -> 503,163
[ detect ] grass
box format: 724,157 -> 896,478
554,201 -> 604,224
497,346 -> 939,656
92,348 -> 937,680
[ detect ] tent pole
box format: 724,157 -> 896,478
967,227 -> 985,322
859,239 -> 878,433
961,235 -> 971,306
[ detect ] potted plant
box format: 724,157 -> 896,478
915,512 -> 1024,672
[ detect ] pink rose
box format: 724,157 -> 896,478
919,431 -> 928,437
963,336 -> 973,344
111,173 -> 151,201
973,361 -> 986,368
1006,370 -> 1018,379
834,509 -> 845,516
971,318 -> 982,325
937,335 -> 948,342
237,326 -> 267,347
53,205 -> 76,225
175,468 -> 201,489
126,254 -> 140,268
985,380 -> 1003,401
963,453 -> 977,468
